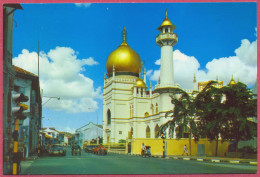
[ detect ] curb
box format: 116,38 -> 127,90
127,154 -> 257,165
211,159 -> 220,163
230,160 -> 239,164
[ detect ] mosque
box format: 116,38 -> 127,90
102,11 -> 225,144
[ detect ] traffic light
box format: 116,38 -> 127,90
11,91 -> 29,120
11,91 -> 29,175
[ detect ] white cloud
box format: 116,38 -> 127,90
75,3 -> 91,8
149,38 -> 257,89
13,47 -> 101,113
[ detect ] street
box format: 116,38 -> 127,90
20,149 -> 257,175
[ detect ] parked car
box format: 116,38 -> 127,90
92,144 -> 107,155
72,144 -> 81,156
48,144 -> 66,156
84,145 -> 98,153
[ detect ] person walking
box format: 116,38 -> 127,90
183,144 -> 188,156
141,143 -> 145,156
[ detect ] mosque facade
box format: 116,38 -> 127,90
102,11 -> 227,144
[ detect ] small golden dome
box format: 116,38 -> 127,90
229,75 -> 236,85
136,78 -> 146,88
106,27 -> 142,75
157,10 -> 176,31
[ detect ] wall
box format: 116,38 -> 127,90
131,138 -> 229,157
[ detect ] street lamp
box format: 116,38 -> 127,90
42,96 -> 60,106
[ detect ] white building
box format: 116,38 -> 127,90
75,122 -> 103,147
103,11 -> 183,144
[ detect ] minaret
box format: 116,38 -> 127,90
156,10 -> 178,87
155,10 -> 178,114
193,73 -> 197,91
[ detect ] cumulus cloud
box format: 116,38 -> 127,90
13,47 -> 101,113
149,38 -> 257,89
75,3 -> 91,8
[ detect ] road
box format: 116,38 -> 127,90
20,149 -> 257,175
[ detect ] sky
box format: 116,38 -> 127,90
11,2 -> 257,133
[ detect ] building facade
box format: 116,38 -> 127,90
103,12 -> 182,144
13,65 -> 42,157
75,122 -> 103,148
3,4 -> 23,174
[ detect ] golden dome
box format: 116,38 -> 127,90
106,27 -> 142,75
229,75 -> 236,85
136,78 -> 146,88
157,10 -> 176,31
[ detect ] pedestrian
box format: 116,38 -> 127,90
183,144 -> 188,156
141,143 -> 145,156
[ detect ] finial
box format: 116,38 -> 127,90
216,75 -> 218,82
166,9 -> 168,18
122,27 -> 127,45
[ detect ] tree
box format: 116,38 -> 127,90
196,81 -> 257,157
195,81 -> 226,156
159,88 -> 199,155
220,82 -> 257,156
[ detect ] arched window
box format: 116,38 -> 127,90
154,124 -> 159,138
156,103 -> 158,114
144,112 -> 149,117
146,126 -> 151,138
107,109 -> 111,125
151,104 -> 154,115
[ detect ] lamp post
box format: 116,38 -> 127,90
42,96 -> 60,106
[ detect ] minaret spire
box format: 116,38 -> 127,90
121,27 -> 127,45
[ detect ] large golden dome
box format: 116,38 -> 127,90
106,27 -> 142,76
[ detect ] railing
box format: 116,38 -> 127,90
156,33 -> 178,42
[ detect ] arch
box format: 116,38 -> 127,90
146,126 -> 151,138
107,109 -> 111,125
154,124 -> 160,138
144,112 -> 149,117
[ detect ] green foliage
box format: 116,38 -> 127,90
159,80 -> 257,156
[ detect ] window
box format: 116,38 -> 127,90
119,131 -> 122,135
151,104 -> 154,114
107,109 -> 111,125
146,126 -> 150,138
156,103 -> 158,114
154,124 -> 159,138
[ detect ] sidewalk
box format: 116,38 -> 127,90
127,153 -> 257,165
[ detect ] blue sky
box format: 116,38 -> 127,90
12,2 -> 257,133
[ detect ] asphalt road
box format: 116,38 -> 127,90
20,149 -> 257,175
